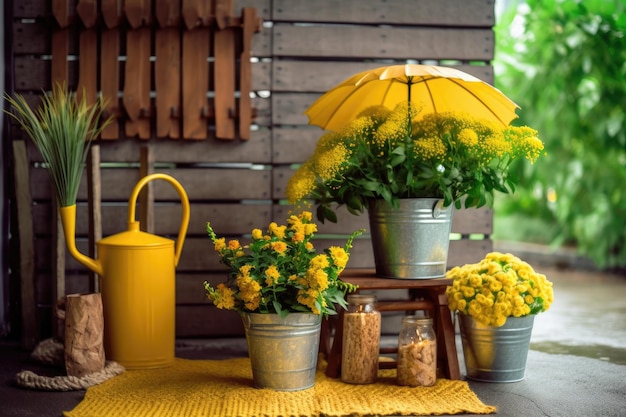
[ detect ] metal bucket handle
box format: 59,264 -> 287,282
127,173 -> 190,267
432,199 -> 446,219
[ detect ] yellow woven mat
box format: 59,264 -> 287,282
64,357 -> 496,417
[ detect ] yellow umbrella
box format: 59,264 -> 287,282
305,64 -> 520,131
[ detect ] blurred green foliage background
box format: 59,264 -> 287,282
493,0 -> 626,270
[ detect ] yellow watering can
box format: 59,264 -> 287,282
59,173 -> 190,369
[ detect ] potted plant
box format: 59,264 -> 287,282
204,210 -> 363,391
286,102 -> 545,278
445,251 -> 554,382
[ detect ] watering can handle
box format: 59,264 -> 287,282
127,173 -> 190,267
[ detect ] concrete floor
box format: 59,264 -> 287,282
1,264 -> 625,417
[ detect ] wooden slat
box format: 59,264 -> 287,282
272,127 -> 321,164
182,27 -> 210,139
213,0 -> 236,140
182,0 -> 211,29
155,0 -> 181,27
155,0 -> 182,139
52,0 -> 71,28
272,61 -> 495,93
77,29 -> 98,104
155,27 -> 181,138
125,0 -> 152,29
23,128 -> 273,163
273,24 -> 494,61
12,141 -> 37,349
33,203 -> 274,237
100,28 -> 121,139
272,0 -> 494,27
76,0 -> 98,28
29,167 -> 272,201
123,27 -> 152,139
238,7 -> 261,140
51,29 -> 69,86
101,0 -> 123,29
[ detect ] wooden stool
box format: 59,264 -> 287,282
323,269 -> 461,380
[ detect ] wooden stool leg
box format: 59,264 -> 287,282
435,291 -> 461,380
324,310 -> 345,378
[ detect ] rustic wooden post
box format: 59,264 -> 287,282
63,293 -> 105,377
87,146 -> 102,293
52,205 -> 66,339
12,141 -> 37,349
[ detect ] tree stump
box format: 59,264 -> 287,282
63,293 -> 106,377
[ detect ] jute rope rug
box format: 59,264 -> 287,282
15,339 -> 125,392
64,357 -> 496,417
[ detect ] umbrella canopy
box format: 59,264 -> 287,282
305,64 -> 520,131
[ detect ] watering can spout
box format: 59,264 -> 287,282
59,205 -> 104,276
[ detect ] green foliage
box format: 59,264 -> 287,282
287,103 -> 544,223
494,0 -> 626,269
3,84 -> 112,207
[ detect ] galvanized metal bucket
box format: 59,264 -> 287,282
459,314 -> 535,382
240,312 -> 322,391
368,198 -> 453,279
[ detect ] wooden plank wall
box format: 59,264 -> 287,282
7,0 -> 495,340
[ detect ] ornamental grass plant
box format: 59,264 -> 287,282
445,252 -> 554,327
204,211 -> 363,318
3,83 -> 111,207
287,102 -> 544,223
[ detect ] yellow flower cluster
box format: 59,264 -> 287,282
445,252 -> 554,327
204,211 -> 363,317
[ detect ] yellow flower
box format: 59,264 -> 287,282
328,247 -> 349,269
209,283 -> 235,310
228,239 -> 241,251
214,237 -> 226,252
270,241 -> 288,254
292,232 -> 305,243
251,228 -> 263,240
309,254 -> 330,270
268,222 -> 286,239
458,128 -> 479,147
265,265 -> 281,286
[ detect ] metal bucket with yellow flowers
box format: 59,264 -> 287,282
204,211 -> 363,390
445,252 -> 554,382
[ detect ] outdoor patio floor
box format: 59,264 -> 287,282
1,261 -> 625,417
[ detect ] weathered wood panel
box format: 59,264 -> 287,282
6,0 -> 498,341
273,24 -> 494,61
